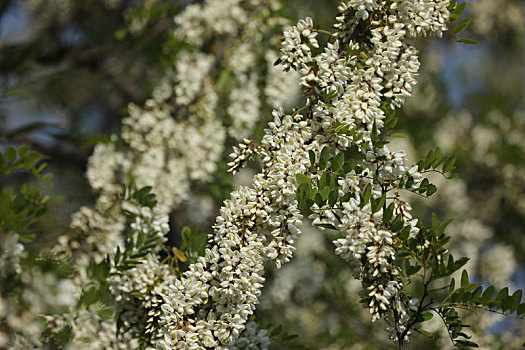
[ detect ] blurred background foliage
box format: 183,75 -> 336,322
0,0 -> 524,349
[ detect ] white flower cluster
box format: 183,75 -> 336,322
174,53 -> 215,106
61,303 -> 140,350
42,0 -> 452,348
64,0 -> 296,267
81,0 -> 298,226
153,0 -> 450,346
107,252 -> 176,348
0,234 -> 24,275
156,110 -> 312,348
174,0 -> 249,47
264,51 -> 301,109
65,205 -> 126,265
228,74 -> 261,139
280,17 -> 319,71
50,0 -> 300,348
227,321 -> 271,350
272,0 -> 447,332
0,231 -> 75,348
55,200 -> 171,349
314,148 -> 420,322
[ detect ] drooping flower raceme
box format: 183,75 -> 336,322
50,0 -> 299,348
154,1 -> 451,347
46,0 -> 455,348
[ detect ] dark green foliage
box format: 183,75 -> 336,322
292,124 -> 524,349
120,185 -> 158,209
178,226 -> 208,264
0,145 -> 51,240
267,323 -> 310,349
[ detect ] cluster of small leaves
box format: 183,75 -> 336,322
78,187 -> 164,309
418,147 -> 457,178
434,307 -> 477,349
172,226 -> 208,268
113,229 -> 161,272
389,213 -> 525,348
120,185 -> 158,209
296,146 -> 349,222
77,256 -> 113,308
294,102 -> 524,348
449,1 -> 477,45
0,145 -> 51,242
445,270 -> 525,319
267,323 -> 309,349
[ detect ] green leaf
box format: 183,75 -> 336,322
443,155 -> 456,173
405,260 -> 421,275
5,146 -> 16,163
420,311 -> 434,321
319,172 -> 330,189
432,213 -> 440,233
97,306 -> 115,320
461,270 -> 469,287
328,189 -> 338,207
432,147 -> 443,168
455,340 -> 479,348
295,174 -> 310,185
320,186 -> 330,201
314,193 -> 324,207
415,328 -> 434,338
451,288 -> 465,303
450,2 -> 470,23
319,147 -> 330,170
18,144 -> 30,158
383,202 -> 395,222
391,132 -> 408,138
18,232 -> 36,243
271,325 -> 282,336
309,150 -> 316,168
22,152 -> 44,169
297,182 -> 312,207
458,38 -> 478,45
115,246 -> 121,265
426,184 -> 438,197
450,257 -> 469,274
510,290 -> 522,312
481,286 -> 494,300
454,17 -> 472,35
422,150 -> 435,170
518,302 -> 525,316
439,218 -> 454,233
360,184 -> 372,208
471,286 -> 483,301
332,152 -> 344,172
343,158 -> 356,173
372,193 -> 386,214
182,226 -> 192,246
391,214 -> 404,232
496,287 -> 509,305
